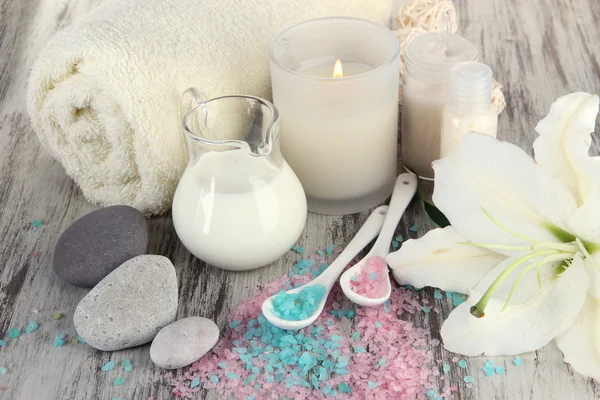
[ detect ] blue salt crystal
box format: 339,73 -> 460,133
378,358 -> 387,367
229,320 -> 240,328
368,272 -> 378,281
227,372 -> 240,379
514,356 -> 523,366
337,356 -> 348,367
427,389 -> 437,398
392,240 -> 400,249
368,381 -> 378,389
0,340 -> 5,346
458,359 -> 467,368
210,375 -> 219,382
317,250 -> 325,256
395,235 -> 404,242
0,368 -> 7,375
218,362 -> 227,368
375,321 -> 382,328
409,224 -> 418,232
422,306 -> 431,313
25,320 -> 39,334
353,346 -> 366,353
463,375 -> 475,383
351,332 -> 360,340
326,245 -> 334,255
483,364 -> 496,377
323,385 -> 332,394
496,365 -> 506,374
434,289 -> 443,300
443,363 -> 451,373
101,360 -> 115,372
190,377 -> 200,388
311,374 -> 319,389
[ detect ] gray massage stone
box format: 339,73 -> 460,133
53,205 -> 148,288
74,255 -> 178,351
150,317 -> 220,369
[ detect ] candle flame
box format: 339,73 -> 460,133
333,58 -> 343,78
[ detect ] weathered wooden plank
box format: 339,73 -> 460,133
0,0 -> 599,399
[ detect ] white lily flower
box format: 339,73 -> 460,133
387,92 -> 600,380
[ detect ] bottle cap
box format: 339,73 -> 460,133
449,61 -> 493,115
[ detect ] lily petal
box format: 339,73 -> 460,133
555,295 -> 600,381
584,254 -> 600,299
441,255 -> 588,356
433,134 -> 578,257
387,227 -> 506,294
533,93 -> 600,242
533,93 -> 600,206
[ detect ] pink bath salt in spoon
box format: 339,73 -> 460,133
341,173 -> 417,306
348,255 -> 389,298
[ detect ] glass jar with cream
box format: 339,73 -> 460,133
401,30 -> 478,179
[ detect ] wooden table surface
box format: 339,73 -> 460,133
1,0 -> 600,399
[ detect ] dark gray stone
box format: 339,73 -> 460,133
53,205 -> 148,287
74,255 -> 178,351
150,317 -> 219,369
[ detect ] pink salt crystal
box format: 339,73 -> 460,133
349,256 -> 389,298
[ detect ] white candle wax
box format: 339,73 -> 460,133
277,61 -> 398,214
270,18 -> 400,215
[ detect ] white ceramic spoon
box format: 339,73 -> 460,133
340,173 -> 418,306
261,205 -> 389,330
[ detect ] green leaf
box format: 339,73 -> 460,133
417,178 -> 450,228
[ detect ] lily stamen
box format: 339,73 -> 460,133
470,249 -> 558,318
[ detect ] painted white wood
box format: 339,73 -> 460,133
0,0 -> 599,398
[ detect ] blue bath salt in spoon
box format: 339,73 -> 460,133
262,206 -> 388,330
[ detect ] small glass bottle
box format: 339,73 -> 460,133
440,62 -> 498,157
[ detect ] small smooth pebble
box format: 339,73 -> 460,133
74,255 -> 178,351
150,316 -> 219,369
53,206 -> 148,288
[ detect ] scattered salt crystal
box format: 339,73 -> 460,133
433,290 -> 443,300
31,308 -> 39,314
31,220 -> 43,227
0,368 -> 7,375
458,359 -> 467,368
463,375 -> 474,383
7,329 -> 20,339
409,224 -> 418,232
101,360 -> 115,372
496,365 -> 506,374
513,357 -> 523,366
190,377 -> 200,388
452,357 -> 459,363
25,320 -> 39,334
113,377 -> 126,386
429,339 -> 440,346
442,364 -> 451,373
466,383 -> 473,388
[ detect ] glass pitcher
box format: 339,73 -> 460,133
173,88 -> 307,271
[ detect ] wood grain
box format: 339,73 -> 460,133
1,0 -> 599,399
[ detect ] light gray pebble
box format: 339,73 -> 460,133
74,255 -> 178,351
150,317 -> 219,369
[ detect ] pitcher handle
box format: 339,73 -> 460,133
180,87 -> 208,122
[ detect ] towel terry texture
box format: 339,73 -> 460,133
28,0 -> 392,215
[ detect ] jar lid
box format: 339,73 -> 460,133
405,32 -> 478,71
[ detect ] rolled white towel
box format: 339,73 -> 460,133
28,0 -> 392,215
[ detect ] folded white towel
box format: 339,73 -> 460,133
28,0 -> 392,215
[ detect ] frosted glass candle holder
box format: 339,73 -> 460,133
270,17 -> 400,215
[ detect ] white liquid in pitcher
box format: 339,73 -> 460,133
172,151 -> 307,271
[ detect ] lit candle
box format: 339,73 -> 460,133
270,17 -> 400,215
